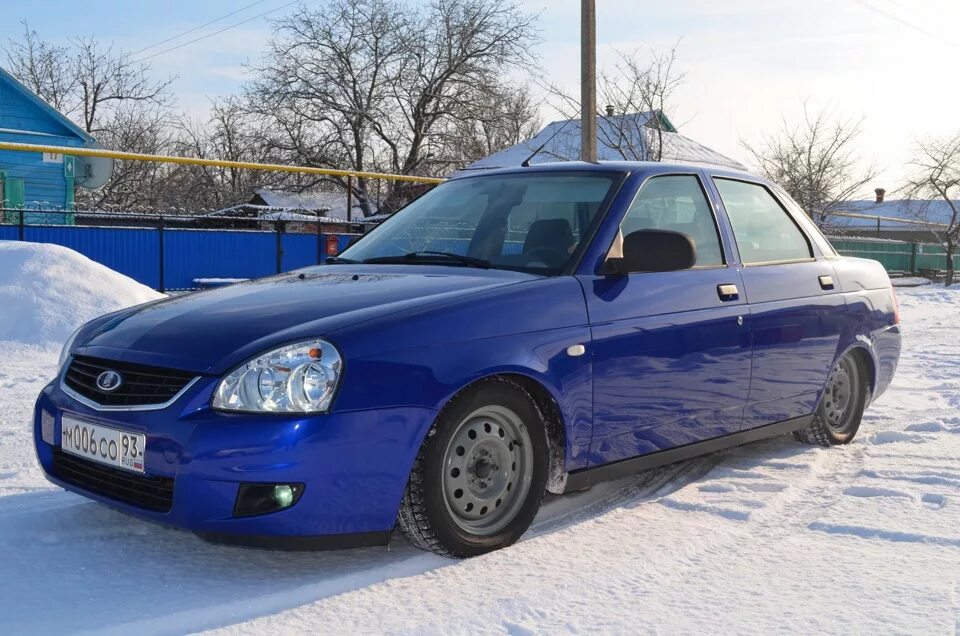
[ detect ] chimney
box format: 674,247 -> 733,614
605,104 -> 615,117
875,187 -> 886,203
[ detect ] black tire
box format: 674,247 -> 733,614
794,352 -> 868,447
397,377 -> 549,558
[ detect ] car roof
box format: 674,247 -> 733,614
450,160 -> 768,186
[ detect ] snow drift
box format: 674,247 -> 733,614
0,241 -> 162,347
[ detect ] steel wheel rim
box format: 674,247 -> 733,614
441,405 -> 534,536
823,357 -> 857,432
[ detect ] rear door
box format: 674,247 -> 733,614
579,173 -> 752,466
709,177 -> 845,429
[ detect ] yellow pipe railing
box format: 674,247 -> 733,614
0,141 -> 445,184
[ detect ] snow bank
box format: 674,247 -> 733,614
891,276 -> 931,287
0,241 -> 163,347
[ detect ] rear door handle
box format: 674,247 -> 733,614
818,275 -> 834,290
717,283 -> 739,301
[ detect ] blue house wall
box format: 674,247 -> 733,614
0,67 -> 94,221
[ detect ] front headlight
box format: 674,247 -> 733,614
58,326 -> 83,373
212,340 -> 343,413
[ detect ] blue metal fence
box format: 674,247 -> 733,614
3,221 -> 360,291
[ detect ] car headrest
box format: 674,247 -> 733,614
523,218 -> 574,254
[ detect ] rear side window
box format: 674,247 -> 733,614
774,188 -> 838,257
713,178 -> 812,264
621,175 -> 724,266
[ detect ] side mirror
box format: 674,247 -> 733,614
604,229 -> 696,275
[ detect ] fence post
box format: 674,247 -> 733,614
347,176 -> 353,223
909,242 -> 917,274
316,218 -> 322,265
158,216 -> 166,294
18,206 -> 24,241
876,217 -> 880,238
275,220 -> 285,274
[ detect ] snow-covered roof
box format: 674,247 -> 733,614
253,189 -> 377,221
834,200 -> 958,228
462,112 -> 746,173
256,209 -> 345,223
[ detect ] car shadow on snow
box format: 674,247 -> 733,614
1,436 -> 812,634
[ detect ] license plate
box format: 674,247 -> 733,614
60,416 -> 146,474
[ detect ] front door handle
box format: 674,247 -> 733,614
717,283 -> 739,301
818,275 -> 834,290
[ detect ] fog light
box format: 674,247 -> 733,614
274,484 -> 295,508
234,483 -> 304,517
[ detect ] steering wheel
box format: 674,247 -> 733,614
524,246 -> 568,268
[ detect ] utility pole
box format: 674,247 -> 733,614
580,0 -> 597,162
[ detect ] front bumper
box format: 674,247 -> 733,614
34,377 -> 436,548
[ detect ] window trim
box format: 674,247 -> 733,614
712,176 -> 816,267
613,171 -> 729,271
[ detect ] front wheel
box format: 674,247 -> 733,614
397,377 -> 549,557
795,353 -> 868,447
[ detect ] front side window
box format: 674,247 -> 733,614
340,172 -> 620,274
714,178 -> 813,264
620,175 -> 724,266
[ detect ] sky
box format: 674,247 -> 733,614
2,0 -> 959,195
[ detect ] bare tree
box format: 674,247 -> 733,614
77,106 -> 179,210
743,104 -> 876,226
5,27 -> 186,210
598,46 -> 684,161
544,44 -> 684,162
4,25 -> 175,135
447,83 -> 541,164
902,134 -> 960,286
171,98 -> 294,210
385,0 -> 539,175
4,22 -> 76,113
71,37 -> 175,135
247,0 -> 539,215
247,0 -> 410,215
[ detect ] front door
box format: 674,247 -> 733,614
579,174 -> 752,467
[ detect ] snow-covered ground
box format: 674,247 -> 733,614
1,242 -> 958,634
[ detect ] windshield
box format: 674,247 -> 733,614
339,171 -> 620,274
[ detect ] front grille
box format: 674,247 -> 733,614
64,355 -> 196,407
52,448 -> 174,512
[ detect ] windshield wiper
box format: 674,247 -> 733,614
326,256 -> 360,264
363,251 -> 490,269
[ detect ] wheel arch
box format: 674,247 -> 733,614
436,372 -> 570,495
835,340 -> 878,404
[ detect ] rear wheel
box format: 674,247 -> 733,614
794,353 -> 868,447
397,377 -> 549,557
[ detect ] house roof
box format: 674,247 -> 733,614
251,189 -> 378,221
834,199 -> 958,228
461,111 -> 746,173
0,66 -> 95,144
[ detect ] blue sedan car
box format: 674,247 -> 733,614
34,162 -> 901,557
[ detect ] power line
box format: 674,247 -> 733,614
852,0 -> 960,49
135,1 -> 299,62
130,1 -> 268,56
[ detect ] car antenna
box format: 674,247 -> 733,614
520,111 -> 583,167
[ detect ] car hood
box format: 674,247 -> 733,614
75,265 -> 536,373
